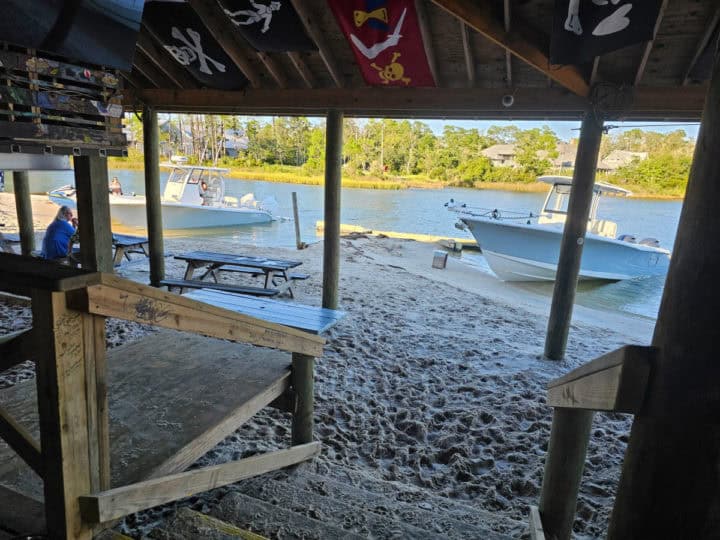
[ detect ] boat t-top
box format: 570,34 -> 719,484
450,176 -> 671,282
49,164 -> 278,230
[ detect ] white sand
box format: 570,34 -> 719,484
0,193 -> 652,537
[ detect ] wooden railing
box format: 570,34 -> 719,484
531,345 -> 657,540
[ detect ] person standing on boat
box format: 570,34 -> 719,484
109,176 -> 123,195
41,205 -> 78,260
199,180 -> 210,205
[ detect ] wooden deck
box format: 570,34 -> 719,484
0,330 -> 291,501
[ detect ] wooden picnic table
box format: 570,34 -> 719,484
111,234 -> 149,267
185,288 -> 345,335
0,233 -> 20,253
175,250 -> 306,298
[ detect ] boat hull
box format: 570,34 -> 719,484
462,217 -> 670,282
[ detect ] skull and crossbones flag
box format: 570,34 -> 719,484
143,1 -> 248,89
219,0 -> 315,52
550,0 -> 664,65
327,0 -> 435,87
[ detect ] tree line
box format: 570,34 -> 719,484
123,114 -> 696,196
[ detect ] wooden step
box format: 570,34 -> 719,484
147,507 -> 268,540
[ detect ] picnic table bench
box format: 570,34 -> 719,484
0,233 -> 20,253
160,278 -> 280,297
175,250 -> 308,298
112,234 -> 149,267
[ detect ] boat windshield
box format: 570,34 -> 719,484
543,184 -> 571,215
168,168 -> 190,184
187,168 -> 208,185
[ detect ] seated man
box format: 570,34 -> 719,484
41,205 -> 78,260
109,176 -> 123,195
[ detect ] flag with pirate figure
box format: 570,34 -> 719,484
550,0 -> 664,65
219,0 -> 315,52
143,1 -> 248,89
327,0 -> 435,87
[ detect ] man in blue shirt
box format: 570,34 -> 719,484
41,205 -> 78,260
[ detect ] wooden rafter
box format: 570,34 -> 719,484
133,51 -> 173,89
287,52 -> 315,89
136,28 -> 197,89
124,86 -> 708,121
290,0 -> 344,88
590,57 -> 601,86
430,0 -> 589,97
415,0 -> 440,86
682,4 -> 720,85
257,52 -> 288,89
634,0 -> 669,86
503,0 -> 512,87
121,70 -> 151,91
187,0 -> 262,88
460,22 -> 475,87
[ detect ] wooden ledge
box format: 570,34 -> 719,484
0,252 -> 100,293
547,345 -> 656,413
529,505 -> 546,540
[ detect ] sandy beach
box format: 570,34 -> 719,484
0,194 -> 655,538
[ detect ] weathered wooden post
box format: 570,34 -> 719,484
322,110 -> 343,310
143,105 -> 165,287
292,191 -> 305,249
608,49 -> 720,539
74,155 -> 113,272
538,408 -> 594,539
12,171 -> 34,255
291,352 -> 315,445
544,111 -> 604,360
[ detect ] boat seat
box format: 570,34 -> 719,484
160,278 -> 280,297
589,219 -> 617,238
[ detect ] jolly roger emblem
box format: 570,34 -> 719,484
550,0 -> 663,65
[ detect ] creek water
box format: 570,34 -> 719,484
14,169 -> 682,319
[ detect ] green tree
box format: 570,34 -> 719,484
514,126 -> 559,177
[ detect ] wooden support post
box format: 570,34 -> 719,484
608,49 -> 720,540
544,112 -> 604,360
32,290 -> 93,540
322,110 -> 343,310
143,105 -> 165,287
291,353 -> 315,445
12,171 -> 34,255
74,156 -> 113,272
539,408 -> 594,540
292,192 -> 305,250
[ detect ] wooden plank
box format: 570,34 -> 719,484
0,486 -> 45,536
0,119 -> 126,148
503,0 -> 512,87
161,279 -> 280,297
460,23 -> 475,87
0,405 -> 42,477
547,345 -> 655,413
0,50 -> 120,89
682,5 -> 720,85
67,274 -> 325,356
257,52 -> 288,89
185,289 -> 345,335
74,155 -> 114,273
133,50 -> 175,89
0,328 -> 35,373
79,442 -> 321,524
287,52 -> 315,89
32,290 -> 93,539
0,253 -> 101,293
415,0 -> 440,86
634,0 -> 669,86
529,506 -> 546,540
289,0 -> 345,88
0,86 -> 123,118
430,0 -> 589,97
187,0 -> 262,88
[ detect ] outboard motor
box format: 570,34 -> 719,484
617,234 -> 637,243
639,238 -> 660,247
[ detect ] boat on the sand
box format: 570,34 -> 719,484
449,176 -> 671,282
48,164 -> 278,229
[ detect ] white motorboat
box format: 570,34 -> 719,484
48,164 -> 278,229
450,176 -> 671,282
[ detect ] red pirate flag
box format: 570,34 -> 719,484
328,0 -> 435,87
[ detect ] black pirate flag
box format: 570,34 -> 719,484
219,0 -> 315,52
550,0 -> 664,65
143,1 -> 248,89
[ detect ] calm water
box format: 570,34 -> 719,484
11,169 -> 683,319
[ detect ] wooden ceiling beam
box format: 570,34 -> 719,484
136,27 -> 198,89
682,5 -> 720,85
121,71 -> 151,91
290,0 -> 344,88
460,22 -> 475,87
257,52 -> 289,89
287,52 -> 315,89
415,0 -> 440,86
124,86 -> 707,121
430,0 -> 589,97
503,0 -> 512,88
634,0 -> 669,86
132,51 -> 173,89
187,0 -> 262,89
590,57 -> 601,86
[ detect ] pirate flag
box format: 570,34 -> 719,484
143,1 -> 248,89
328,0 -> 435,87
219,0 -> 315,52
550,0 -> 664,65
